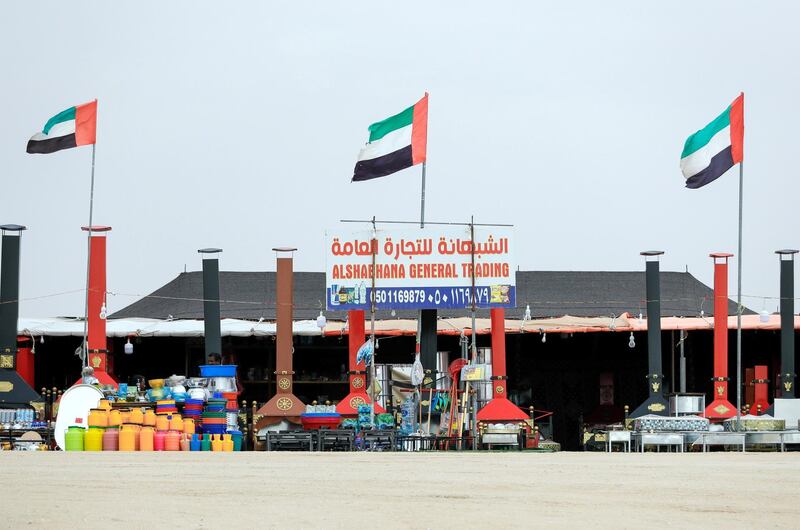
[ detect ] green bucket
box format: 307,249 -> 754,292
65,425 -> 86,451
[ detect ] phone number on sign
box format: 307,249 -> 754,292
373,288 -> 428,305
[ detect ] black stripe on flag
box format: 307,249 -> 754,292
26,133 -> 78,154
352,145 -> 413,182
685,146 -> 734,189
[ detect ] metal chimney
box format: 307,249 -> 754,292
76,225 -> 117,385
630,251 -> 668,417
776,249 -> 798,398
198,248 -> 222,363
336,310 -> 385,416
705,252 -> 736,419
476,308 -> 528,422
257,248 -> 305,425
0,224 -> 40,404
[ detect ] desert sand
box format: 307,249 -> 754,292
1,452 -> 799,529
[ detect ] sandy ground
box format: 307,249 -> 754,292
1,452 -> 799,529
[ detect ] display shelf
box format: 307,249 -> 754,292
242,379 -> 347,385
293,381 -> 348,385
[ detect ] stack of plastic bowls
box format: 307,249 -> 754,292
201,398 -> 227,436
155,400 -> 177,415
183,398 -> 204,427
223,392 -> 239,432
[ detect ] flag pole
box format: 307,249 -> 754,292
420,161 -> 426,228
736,160 -> 743,427
81,143 -> 96,367
416,160 -> 426,428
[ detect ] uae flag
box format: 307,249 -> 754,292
680,93 -> 744,189
352,93 -> 428,182
27,100 -> 97,154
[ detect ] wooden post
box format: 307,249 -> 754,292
251,401 -> 258,450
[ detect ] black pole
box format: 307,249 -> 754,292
199,248 -> 222,364
645,259 -> 663,392
0,225 -> 40,404
777,250 -> 797,398
0,232 -> 21,359
420,309 -> 438,385
631,250 -> 668,417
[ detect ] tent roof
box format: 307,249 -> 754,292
108,270 -> 749,321
17,313 -> 797,339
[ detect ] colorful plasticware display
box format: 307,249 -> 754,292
63,381 -> 242,452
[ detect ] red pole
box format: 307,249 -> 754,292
713,258 -> 729,401
81,226 -> 114,383
16,340 -> 35,388
752,365 -> 770,414
348,310 -> 366,393
705,252 -> 735,419
490,308 -> 507,396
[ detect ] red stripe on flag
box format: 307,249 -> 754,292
729,93 -> 744,164
75,99 -> 98,146
411,93 -> 428,165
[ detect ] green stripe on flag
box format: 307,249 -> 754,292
681,105 -> 731,159
42,107 -> 76,135
368,104 -> 414,142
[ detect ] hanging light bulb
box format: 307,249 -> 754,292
541,332 -> 546,343
524,304 -> 532,321
316,311 -> 327,332
638,312 -> 643,324
40,335 -> 45,344
99,291 -> 108,319
628,332 -> 636,348
124,337 -> 134,355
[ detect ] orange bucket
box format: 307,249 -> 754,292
143,409 -> 156,426
108,409 -> 122,427
169,414 -> 183,432
88,408 -> 108,428
182,418 -> 195,435
139,426 -> 155,451
155,414 -> 169,431
119,424 -> 137,451
129,408 -> 144,425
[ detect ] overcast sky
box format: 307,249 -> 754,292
3,1 -> 798,319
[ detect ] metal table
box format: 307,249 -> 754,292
635,432 -> 684,452
317,429 -> 354,451
397,434 -> 435,451
780,431 -> 800,449
605,430 -> 631,452
362,430 -> 395,451
265,430 -> 315,451
694,432 -> 746,452
745,431 -> 790,452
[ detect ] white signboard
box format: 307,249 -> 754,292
325,225 -> 515,310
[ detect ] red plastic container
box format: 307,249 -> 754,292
154,430 -> 167,451
102,428 -> 119,451
300,413 -> 341,431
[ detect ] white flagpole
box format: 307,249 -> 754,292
736,160 -> 743,426
420,161 -> 426,228
81,143 -> 96,367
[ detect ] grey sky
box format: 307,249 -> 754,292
3,1 -> 798,318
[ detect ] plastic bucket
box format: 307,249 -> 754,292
85,427 -> 104,451
65,426 -> 85,451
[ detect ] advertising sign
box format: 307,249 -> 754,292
326,225 -> 515,310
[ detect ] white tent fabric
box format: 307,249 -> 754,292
18,317 -> 325,338
17,313 -> 800,339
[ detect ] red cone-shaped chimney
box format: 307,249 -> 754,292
705,253 -> 736,419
